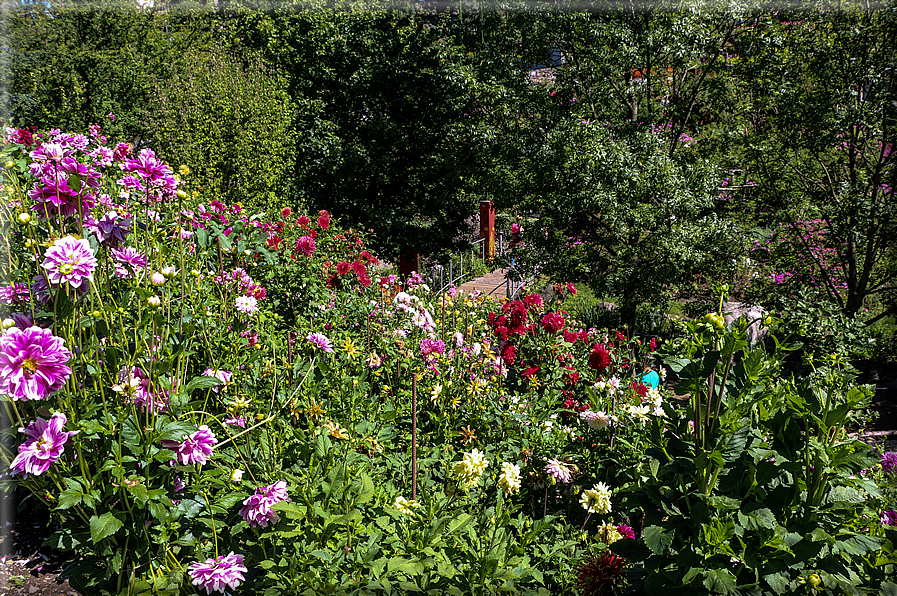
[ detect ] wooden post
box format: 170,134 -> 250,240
479,200 -> 495,261
399,252 -> 420,278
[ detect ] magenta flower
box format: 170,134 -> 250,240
540,311 -> 566,333
295,235 -> 316,257
0,283 -> 31,306
224,416 -> 246,428
202,368 -> 233,394
111,247 -> 149,278
881,452 -> 897,477
41,236 -> 97,292
161,426 -> 217,465
239,480 -> 290,528
187,552 -> 247,595
10,413 -> 79,477
419,338 -> 446,363
0,326 -> 72,401
617,524 -> 635,540
307,332 -> 334,353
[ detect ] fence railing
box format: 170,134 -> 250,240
425,239 -> 487,295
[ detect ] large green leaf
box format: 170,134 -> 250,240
90,512 -> 123,544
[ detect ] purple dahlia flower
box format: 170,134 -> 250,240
0,283 -> 30,306
161,426 -> 217,465
41,236 -> 97,291
187,552 -> 247,595
111,247 -> 148,279
10,412 -> 79,477
0,326 -> 72,401
307,332 -> 333,353
239,480 -> 290,528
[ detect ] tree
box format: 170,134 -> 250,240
146,48 -> 297,211
251,8 -> 486,260
740,6 -> 897,320
510,122 -> 742,330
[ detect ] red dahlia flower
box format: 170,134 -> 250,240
576,552 -> 627,596
588,344 -> 611,372
540,312 -> 566,333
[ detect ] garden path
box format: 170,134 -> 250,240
458,268 -> 510,298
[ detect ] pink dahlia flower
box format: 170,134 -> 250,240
295,235 -> 316,257
161,425 -> 217,465
239,480 -> 290,528
111,247 -> 148,279
0,326 -> 72,401
202,368 -> 233,393
41,236 -> 97,291
307,332 -> 333,353
235,296 -> 258,315
187,552 -> 247,595
419,338 -> 446,363
544,458 -> 573,484
10,412 -> 79,477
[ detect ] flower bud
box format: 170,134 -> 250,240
150,272 -> 166,286
17,212 -> 30,224
230,468 -> 244,482
5,160 -> 14,169
1,318 -> 15,329
161,266 -> 178,279
147,296 -> 161,308
176,189 -> 187,199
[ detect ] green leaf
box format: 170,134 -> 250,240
90,513 -> 123,544
183,375 -> 223,393
763,571 -> 791,595
387,557 -> 424,575
56,488 -> 84,511
354,472 -> 375,504
643,525 -> 673,555
310,550 -> 331,561
880,581 -> 897,596
702,568 -> 737,594
738,507 -> 776,531
609,538 -> 651,562
159,421 -> 198,443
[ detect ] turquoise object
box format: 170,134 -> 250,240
640,370 -> 660,389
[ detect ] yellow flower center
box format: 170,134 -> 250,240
59,262 -> 75,275
21,358 -> 38,375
